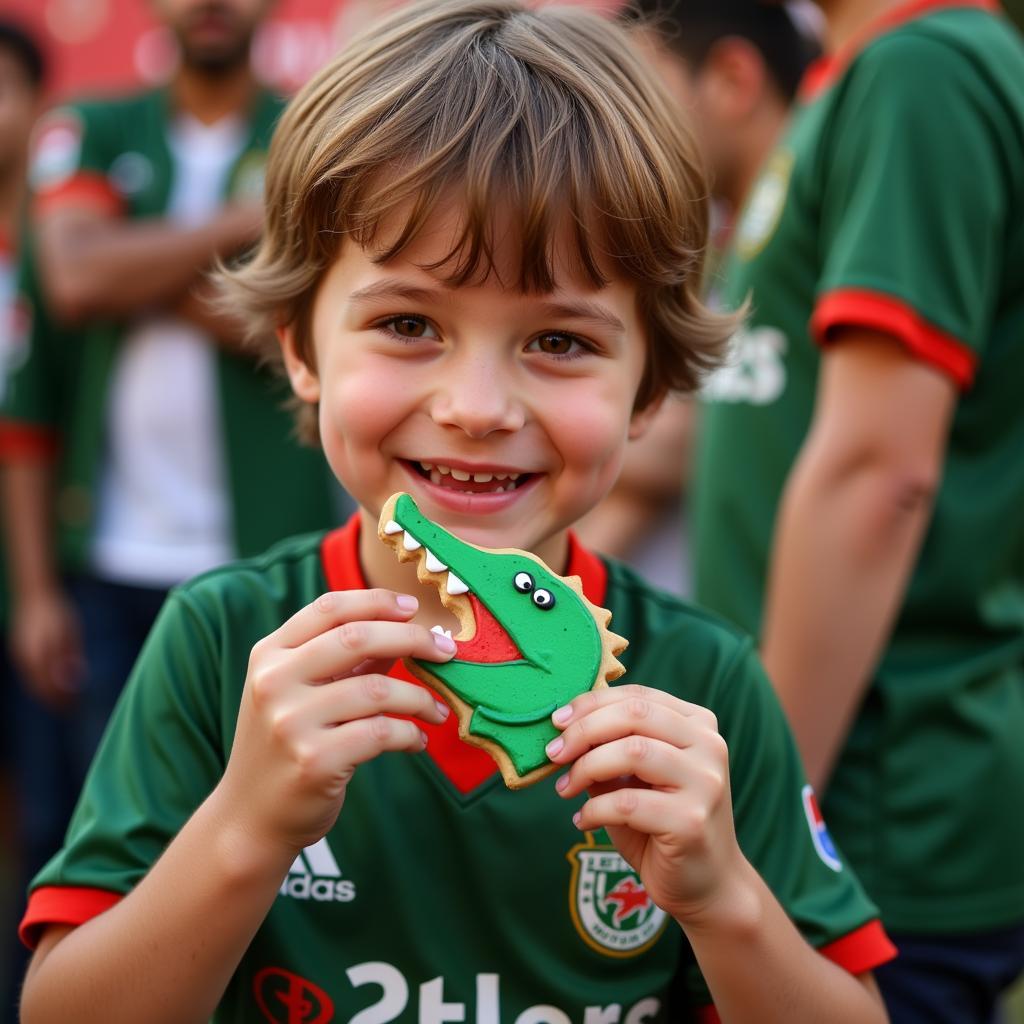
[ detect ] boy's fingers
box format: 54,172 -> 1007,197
575,787 -> 681,837
304,674 -> 449,729
555,736 -> 684,799
554,684 -> 716,733
547,697 -> 704,765
294,619 -> 456,682
274,589 -> 419,649
327,714 -> 428,769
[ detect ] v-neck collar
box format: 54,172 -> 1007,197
320,513 -> 609,796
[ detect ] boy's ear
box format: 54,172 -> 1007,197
276,325 -> 321,403
628,392 -> 666,441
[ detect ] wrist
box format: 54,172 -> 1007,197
201,785 -> 299,890
674,856 -> 766,942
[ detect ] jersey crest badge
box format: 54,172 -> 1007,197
802,784 -> 843,872
567,831 -> 668,957
29,109 -> 84,191
735,149 -> 793,260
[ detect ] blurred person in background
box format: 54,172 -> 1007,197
0,18 -> 45,1024
578,0 -> 820,595
0,0 -> 338,1014
692,0 -> 1024,1020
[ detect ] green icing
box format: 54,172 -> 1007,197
392,494 -> 603,777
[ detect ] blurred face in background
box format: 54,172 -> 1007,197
0,47 -> 39,176
633,28 -> 788,210
153,0 -> 273,74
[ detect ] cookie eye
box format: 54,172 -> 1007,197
514,572 -> 534,593
532,588 -> 555,610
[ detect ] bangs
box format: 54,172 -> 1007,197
287,4 -> 707,295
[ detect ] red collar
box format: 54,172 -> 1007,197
799,0 -> 999,102
320,513 -> 609,795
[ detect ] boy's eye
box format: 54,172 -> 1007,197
379,315 -> 437,339
531,332 -> 579,357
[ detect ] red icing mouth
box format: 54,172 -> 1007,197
455,594 -> 522,664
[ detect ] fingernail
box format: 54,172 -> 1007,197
433,632 -> 457,654
434,700 -> 450,719
419,729 -> 429,747
546,736 -> 564,758
572,811 -> 582,829
555,773 -> 569,793
396,594 -> 418,612
553,705 -> 573,725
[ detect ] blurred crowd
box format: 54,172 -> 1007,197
1,0 -> 1023,1021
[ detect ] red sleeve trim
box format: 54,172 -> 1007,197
34,172 -> 122,218
811,288 -> 977,389
694,919 -> 895,1018
19,885 -> 123,949
820,919 -> 898,975
0,420 -> 60,461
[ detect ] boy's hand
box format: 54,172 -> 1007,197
218,589 -> 454,858
548,685 -> 752,927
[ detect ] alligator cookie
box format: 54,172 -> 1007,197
378,492 -> 628,788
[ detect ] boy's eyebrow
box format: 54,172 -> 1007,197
348,279 -> 440,306
349,280 -> 626,334
536,300 -> 626,335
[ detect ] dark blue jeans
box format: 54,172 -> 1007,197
2,574 -> 167,1024
876,925 -> 1024,1024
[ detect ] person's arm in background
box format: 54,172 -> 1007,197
576,396 -> 694,559
35,201 -> 261,326
760,332 -> 956,788
1,453 -> 83,707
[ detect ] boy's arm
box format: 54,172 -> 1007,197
19,587 -> 454,1024
549,684 -> 888,1022
760,331 -> 956,788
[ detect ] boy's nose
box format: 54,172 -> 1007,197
430,359 -> 526,438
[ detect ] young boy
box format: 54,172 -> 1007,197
18,3 -> 893,1021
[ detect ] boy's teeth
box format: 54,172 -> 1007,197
450,468 -> 471,481
430,469 -> 442,485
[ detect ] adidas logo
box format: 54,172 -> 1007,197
279,837 -> 357,903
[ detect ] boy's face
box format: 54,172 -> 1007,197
281,204 -> 655,562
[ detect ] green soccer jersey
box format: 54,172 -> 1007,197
0,87 -> 336,568
693,0 -> 1024,933
22,518 -> 892,1019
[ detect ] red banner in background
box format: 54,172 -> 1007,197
1,0 -> 624,101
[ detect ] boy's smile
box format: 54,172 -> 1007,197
280,204 -> 656,590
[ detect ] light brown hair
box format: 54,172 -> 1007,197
220,0 -> 735,443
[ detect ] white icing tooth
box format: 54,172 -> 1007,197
443,629 -> 453,640
430,624 -> 445,635
446,571 -> 469,595
424,549 -> 448,573
384,520 -> 402,535
450,468 -> 471,481
402,531 -> 422,551
472,472 -> 493,483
